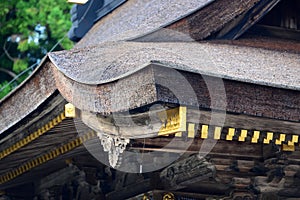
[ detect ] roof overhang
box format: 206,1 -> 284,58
46,41 -> 300,139
49,41 -> 300,115
1,40 -> 299,137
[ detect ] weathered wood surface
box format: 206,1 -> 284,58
2,135 -> 300,199
0,93 -> 66,151
212,0 -> 281,39
106,179 -> 152,200
160,155 -> 215,189
50,43 -> 300,120
0,61 -> 57,135
249,25 -> 300,41
0,118 -> 78,175
132,138 -> 262,159
77,103 -> 300,139
137,0 -> 262,41
172,69 -> 300,122
0,145 -> 88,190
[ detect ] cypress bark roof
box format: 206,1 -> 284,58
49,41 -> 300,90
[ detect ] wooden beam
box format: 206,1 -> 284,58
131,138 -> 263,159
213,0 -> 281,39
249,24 -> 300,41
80,102 -> 300,141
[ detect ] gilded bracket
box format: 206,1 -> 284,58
65,103 -> 76,118
158,106 -> 187,136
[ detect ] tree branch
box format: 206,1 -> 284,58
3,40 -> 16,62
0,68 -> 17,78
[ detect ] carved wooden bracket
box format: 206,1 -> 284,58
96,132 -> 129,168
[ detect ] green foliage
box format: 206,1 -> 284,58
0,81 -> 12,99
0,0 -> 74,100
18,39 -> 39,52
13,59 -> 28,73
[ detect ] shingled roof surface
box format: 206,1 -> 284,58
76,0 -> 278,46
49,41 -> 300,90
76,0 -> 214,47
1,0 -> 299,135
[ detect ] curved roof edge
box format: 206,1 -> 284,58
76,0 -> 215,47
75,0 -> 280,47
1,40 -> 299,134
49,41 -> 300,91
0,58 -> 57,135
1,0 -> 299,136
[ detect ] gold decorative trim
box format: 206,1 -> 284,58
263,132 -> 273,144
65,103 -> 76,118
158,106 -> 187,136
0,131 -> 96,184
0,112 -> 66,161
275,134 -> 285,145
201,125 -> 208,139
214,127 -> 222,140
251,131 -> 260,143
226,128 -> 235,141
282,144 -> 295,151
238,130 -> 247,142
163,192 -> 175,200
159,120 -> 300,152
187,123 -> 195,138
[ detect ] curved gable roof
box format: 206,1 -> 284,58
49,41 -> 300,90
1,0 -> 299,135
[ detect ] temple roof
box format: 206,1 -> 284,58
0,0 -> 299,136
75,0 -> 214,46
49,40 -> 300,90
0,0 -> 300,195
76,0 -> 278,46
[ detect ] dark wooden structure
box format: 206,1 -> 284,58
0,0 -> 299,199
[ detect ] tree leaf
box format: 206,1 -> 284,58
13,59 -> 28,73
